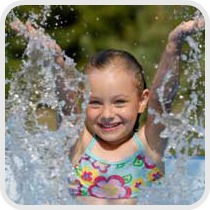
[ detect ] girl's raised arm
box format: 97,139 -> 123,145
10,19 -> 83,116
144,19 -> 205,160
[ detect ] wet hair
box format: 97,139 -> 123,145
84,49 -> 147,94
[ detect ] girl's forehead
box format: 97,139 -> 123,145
93,70 -> 139,87
88,68 -> 138,93
87,69 -> 134,85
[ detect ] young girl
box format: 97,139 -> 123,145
10,18 -> 204,205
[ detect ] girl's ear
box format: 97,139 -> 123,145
138,89 -> 149,113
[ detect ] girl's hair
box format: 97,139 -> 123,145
84,49 -> 147,94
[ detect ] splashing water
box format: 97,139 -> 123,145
139,13 -> 205,204
5,6 -> 205,205
6,8 -> 88,205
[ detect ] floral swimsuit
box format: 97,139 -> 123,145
68,133 -> 162,199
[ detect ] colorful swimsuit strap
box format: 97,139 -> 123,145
133,132 -> 144,152
84,135 -> 97,154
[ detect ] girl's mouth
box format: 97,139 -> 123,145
98,122 -> 121,131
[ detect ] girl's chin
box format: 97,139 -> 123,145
95,128 -> 130,142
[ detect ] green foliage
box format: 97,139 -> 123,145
5,5 -> 205,108
6,5 -> 203,74
5,5 -> 205,156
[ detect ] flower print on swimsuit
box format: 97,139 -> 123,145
147,168 -> 163,182
75,165 -> 99,187
68,179 -> 88,196
92,160 -> 111,173
131,177 -> 146,193
79,153 -> 111,173
78,154 -> 91,164
88,175 -> 132,199
143,156 -> 157,169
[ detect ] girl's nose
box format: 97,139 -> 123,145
101,105 -> 115,122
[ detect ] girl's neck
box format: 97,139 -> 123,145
95,132 -> 134,151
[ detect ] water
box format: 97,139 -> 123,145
5,6 -> 205,205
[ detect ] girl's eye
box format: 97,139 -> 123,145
116,100 -> 125,104
114,100 -> 127,106
89,101 -> 102,107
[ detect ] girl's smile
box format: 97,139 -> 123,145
97,122 -> 122,132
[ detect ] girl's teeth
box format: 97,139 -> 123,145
102,123 -> 118,128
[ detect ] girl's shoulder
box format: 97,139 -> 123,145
71,127 -> 93,164
81,126 -> 93,148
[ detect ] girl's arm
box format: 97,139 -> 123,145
144,19 -> 205,160
10,19 -> 82,116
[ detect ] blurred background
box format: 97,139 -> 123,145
5,5 -> 204,89
5,5 -> 205,155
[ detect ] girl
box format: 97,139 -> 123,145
10,18 -> 204,205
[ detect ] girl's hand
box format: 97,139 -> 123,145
10,19 -> 65,67
10,19 -> 36,37
168,18 -> 205,45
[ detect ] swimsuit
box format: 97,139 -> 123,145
68,133 -> 162,199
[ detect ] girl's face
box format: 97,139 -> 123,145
85,64 -> 149,145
